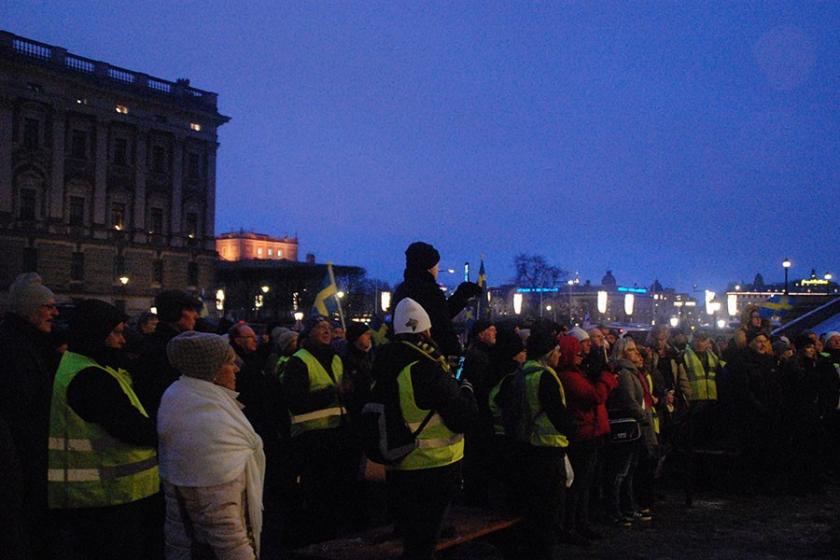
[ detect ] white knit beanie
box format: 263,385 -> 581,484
393,297 -> 432,335
569,326 -> 590,342
7,272 -> 55,317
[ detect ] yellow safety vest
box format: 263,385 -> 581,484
488,373 -> 514,436
390,358 -> 465,471
683,347 -> 723,401
523,360 -> 569,448
289,348 -> 346,436
48,352 -> 159,509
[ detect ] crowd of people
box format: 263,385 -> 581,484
1,243 -> 839,560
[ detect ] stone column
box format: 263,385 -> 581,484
49,106 -> 65,219
93,120 -> 108,225
0,97 -> 13,214
170,133 -> 184,243
204,142 -> 217,246
133,127 -> 147,236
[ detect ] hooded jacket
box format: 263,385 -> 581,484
556,337 -> 618,441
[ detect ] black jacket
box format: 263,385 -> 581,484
132,322 -> 183,417
393,269 -> 474,357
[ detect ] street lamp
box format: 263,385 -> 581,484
337,291 -> 346,299
624,293 -> 635,318
782,258 -> 792,295
119,275 -> 129,286
597,290 -> 608,315
825,272 -> 833,295
260,285 -> 270,294
380,291 -> 391,313
669,316 -> 679,328
513,293 -> 523,315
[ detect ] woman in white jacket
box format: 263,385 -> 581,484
158,331 -> 266,560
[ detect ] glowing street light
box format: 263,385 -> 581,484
727,294 -> 738,317
597,290 -> 608,314
669,316 -> 679,328
624,293 -> 635,317
782,257 -> 792,295
260,285 -> 270,294
118,275 -> 129,286
513,293 -> 523,315
716,319 -> 727,329
337,291 -> 346,299
380,291 -> 391,313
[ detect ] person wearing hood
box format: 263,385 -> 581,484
0,272 -> 60,560
158,331 -> 265,560
370,297 -> 477,560
392,241 -> 483,358
605,337 -> 654,526
556,335 -> 618,543
281,315 -> 356,543
48,299 -> 160,560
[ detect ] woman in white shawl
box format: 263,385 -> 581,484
158,331 -> 266,560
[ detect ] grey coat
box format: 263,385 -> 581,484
609,359 -> 658,451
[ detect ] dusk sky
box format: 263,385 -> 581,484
5,2 -> 839,293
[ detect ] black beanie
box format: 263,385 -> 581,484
405,241 -> 440,272
493,328 -> 525,360
347,322 -> 372,343
155,290 -> 202,323
527,322 -> 559,359
69,299 -> 127,354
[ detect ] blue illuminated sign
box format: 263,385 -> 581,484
618,286 -> 648,294
516,287 -> 560,293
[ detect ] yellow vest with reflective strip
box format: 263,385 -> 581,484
683,347 -> 722,401
523,360 -> 569,448
390,359 -> 465,471
289,348 -> 345,436
488,373 -> 514,436
48,351 -> 159,509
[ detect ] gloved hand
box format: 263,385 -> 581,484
453,281 -> 483,300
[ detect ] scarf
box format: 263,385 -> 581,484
157,376 -> 266,556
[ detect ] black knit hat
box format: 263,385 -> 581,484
405,241 -> 440,272
69,299 -> 127,354
347,322 -> 372,343
155,290 -> 202,323
527,322 -> 559,359
470,319 -> 494,339
746,327 -> 768,343
493,328 -> 525,360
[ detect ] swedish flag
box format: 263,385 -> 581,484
478,259 -> 487,290
759,295 -> 795,318
312,263 -> 339,318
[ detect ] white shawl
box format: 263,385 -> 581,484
158,376 -> 266,556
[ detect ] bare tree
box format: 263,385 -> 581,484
514,254 -> 566,288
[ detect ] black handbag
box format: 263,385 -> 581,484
608,417 -> 641,443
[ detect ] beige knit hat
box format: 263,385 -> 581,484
167,331 -> 236,381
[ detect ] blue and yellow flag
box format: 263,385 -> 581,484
477,259 -> 487,290
759,294 -> 795,319
312,264 -> 339,318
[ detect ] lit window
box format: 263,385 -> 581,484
190,122 -> 201,132
115,104 -> 129,114
277,249 -> 283,258
267,248 -> 273,257
257,248 -> 263,257
76,98 -> 87,105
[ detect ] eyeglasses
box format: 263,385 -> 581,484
39,304 -> 58,310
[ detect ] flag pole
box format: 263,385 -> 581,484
327,262 -> 346,331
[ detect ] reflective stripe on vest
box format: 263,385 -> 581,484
523,360 -> 569,448
290,348 -> 345,436
488,376 -> 507,436
48,352 -> 159,509
684,347 -> 721,401
390,359 -> 464,471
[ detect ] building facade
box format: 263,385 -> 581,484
0,31 -> 229,314
216,230 -> 299,262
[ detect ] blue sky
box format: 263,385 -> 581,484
4,1 -> 838,292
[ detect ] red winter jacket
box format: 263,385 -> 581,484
556,335 -> 619,440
